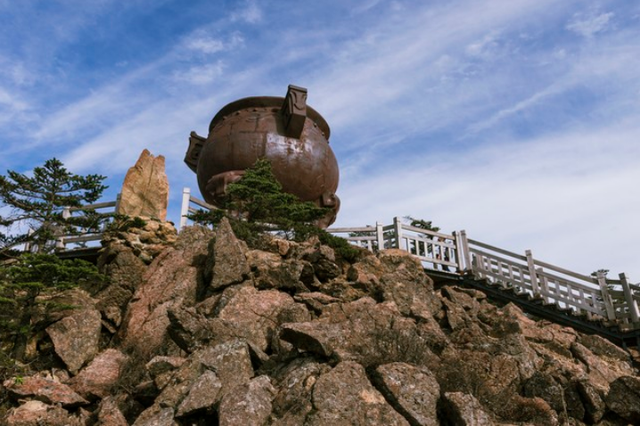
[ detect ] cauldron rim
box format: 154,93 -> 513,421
209,96 -> 331,139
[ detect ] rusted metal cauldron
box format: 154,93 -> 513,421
184,85 -> 340,227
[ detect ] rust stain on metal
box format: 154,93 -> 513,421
184,85 -> 340,227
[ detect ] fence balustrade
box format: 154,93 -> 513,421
53,195 -> 121,251
178,189 -> 640,330
23,187 -> 640,332
326,216 -> 639,330
179,187 -> 217,229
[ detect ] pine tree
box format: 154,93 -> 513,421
190,159 -> 329,240
189,158 -> 361,260
0,253 -> 105,360
0,158 -> 107,255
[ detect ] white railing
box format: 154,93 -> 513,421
54,195 -> 121,251
179,187 -> 217,229
178,191 -> 640,330
465,237 -> 640,328
327,217 -> 461,272
328,216 -> 640,330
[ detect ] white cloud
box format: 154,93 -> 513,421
351,0 -> 383,14
0,87 -> 27,110
0,87 -> 31,129
567,11 -> 614,37
231,0 -> 262,24
181,32 -> 244,57
185,37 -> 225,54
31,84 -> 133,143
309,0 -> 561,132
173,62 -> 224,85
465,32 -> 501,58
334,121 -> 640,279
466,83 -> 561,134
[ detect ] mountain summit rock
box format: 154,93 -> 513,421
2,222 -> 639,425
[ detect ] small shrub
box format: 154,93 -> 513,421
189,159 -> 339,251
317,230 -> 362,263
106,215 -> 148,233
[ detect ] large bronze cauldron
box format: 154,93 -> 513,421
184,85 -> 340,227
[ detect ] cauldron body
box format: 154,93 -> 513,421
185,87 -> 340,227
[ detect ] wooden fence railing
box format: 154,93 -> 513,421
327,217 -> 462,272
327,217 -> 640,331
179,187 -> 217,229
53,195 -> 120,251
179,192 -> 640,330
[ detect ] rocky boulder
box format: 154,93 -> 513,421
117,149 -> 169,220
440,392 -> 493,426
46,308 -> 102,374
68,349 -> 129,400
208,217 -> 250,290
605,375 -> 640,423
101,218 -> 178,265
306,361 -> 409,425
119,226 -> 213,356
4,400 -> 87,426
371,363 -> 440,426
218,375 -> 276,426
3,375 -> 87,407
281,297 -> 437,367
3,225 -> 639,426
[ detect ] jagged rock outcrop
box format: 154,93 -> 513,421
45,308 -> 102,374
68,349 -> 129,400
3,375 -> 87,407
2,222 -> 639,425
118,226 -> 212,356
117,149 -> 170,220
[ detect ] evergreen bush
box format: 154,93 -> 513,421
189,159 -> 361,261
0,253 -> 105,361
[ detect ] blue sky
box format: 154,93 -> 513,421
1,0 -> 639,279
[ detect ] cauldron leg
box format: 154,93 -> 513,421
315,192 -> 340,229
204,170 -> 246,205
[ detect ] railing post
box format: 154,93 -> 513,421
393,217 -> 403,250
180,187 -> 191,230
453,230 -> 470,273
56,236 -> 65,251
536,267 -> 550,303
620,273 -> 640,324
597,271 -> 617,321
526,250 -> 541,296
62,206 -> 71,220
375,222 -> 384,251
462,231 -> 472,273
451,231 -> 460,272
24,228 -> 34,252
114,193 -> 122,213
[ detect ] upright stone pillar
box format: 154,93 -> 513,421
117,149 -> 169,220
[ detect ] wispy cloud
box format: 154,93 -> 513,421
230,0 -> 262,24
173,62 -> 225,85
336,120 -> 640,277
183,32 -> 244,55
567,11 -> 615,37
466,83 -> 562,135
1,0 -> 639,280
185,37 -> 225,54
309,0 -> 562,132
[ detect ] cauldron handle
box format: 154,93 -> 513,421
281,85 -> 307,139
184,131 -> 206,172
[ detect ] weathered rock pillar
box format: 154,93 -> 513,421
117,149 -> 169,220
